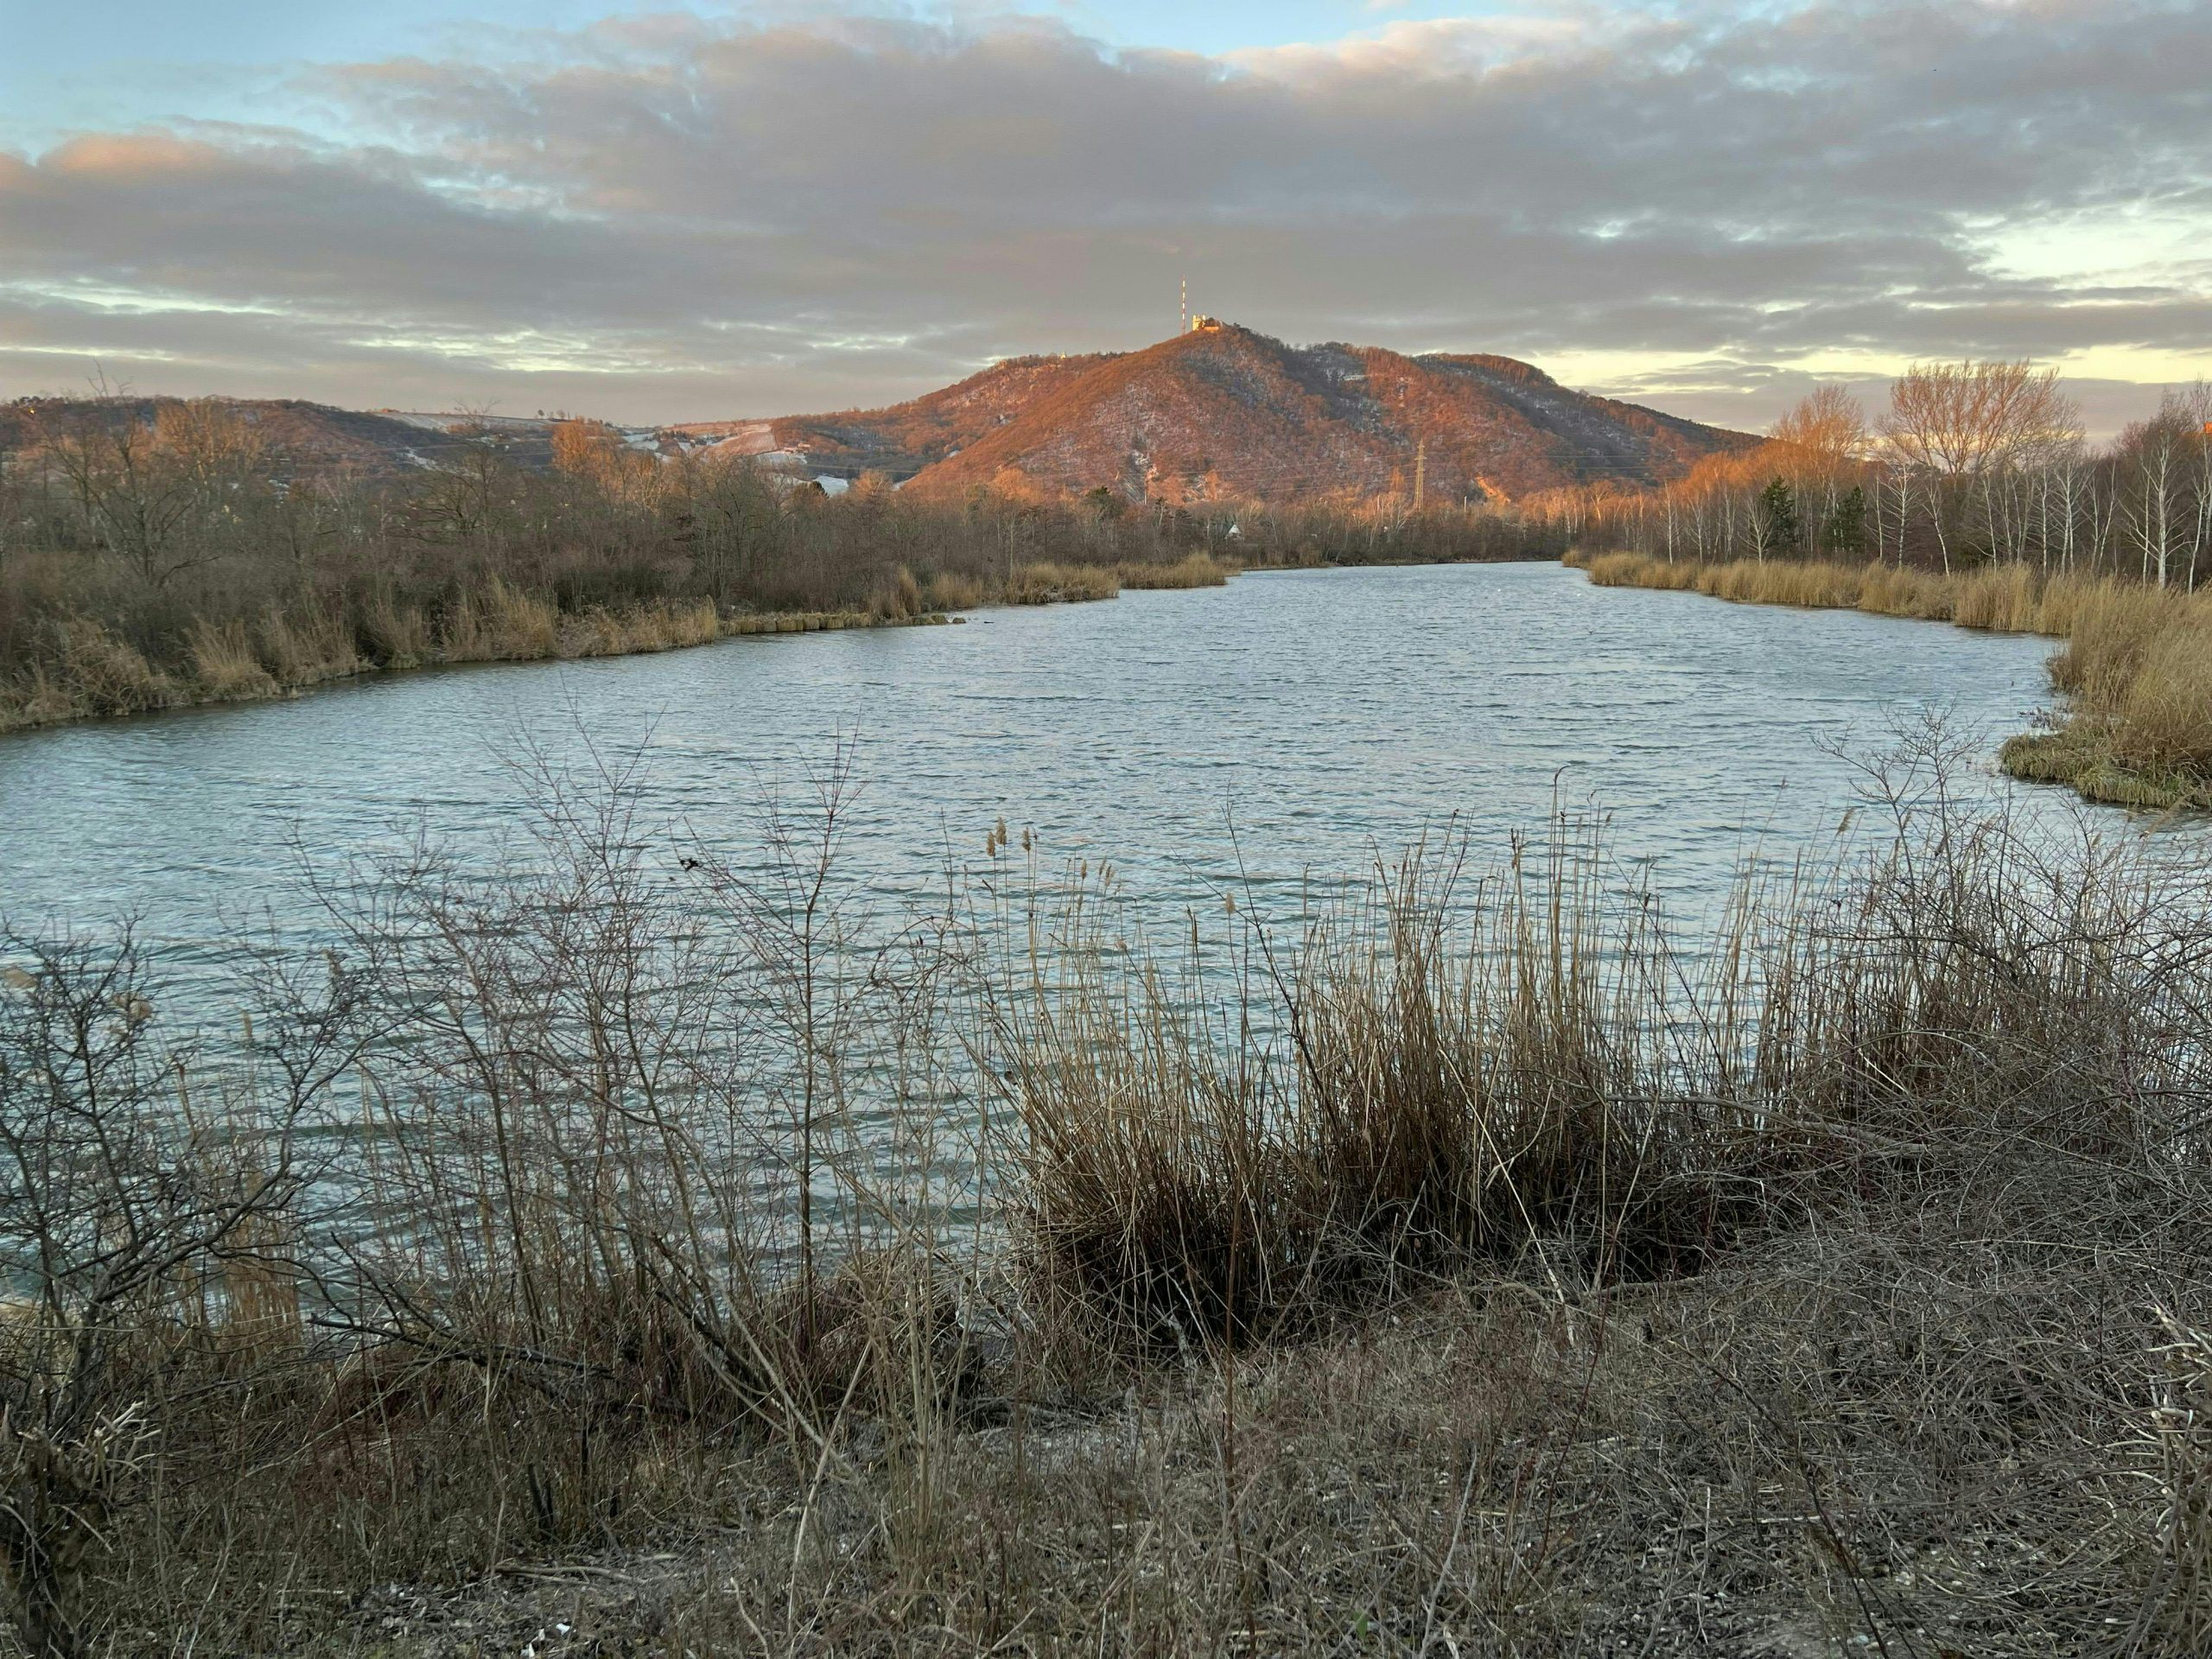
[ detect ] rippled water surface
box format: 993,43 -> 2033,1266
0,562 -> 2075,972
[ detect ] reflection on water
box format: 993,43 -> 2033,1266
0,561 -> 2082,987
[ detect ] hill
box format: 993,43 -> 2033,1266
0,397 -> 569,474
2,329 -> 1751,504
669,353 -> 1116,474
768,326 -> 1754,503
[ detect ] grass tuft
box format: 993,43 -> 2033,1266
1116,552 -> 1234,589
1001,560 -> 1122,604
184,619 -> 278,700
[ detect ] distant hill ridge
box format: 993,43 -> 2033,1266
728,324 -> 1752,503
3,326 -> 1753,503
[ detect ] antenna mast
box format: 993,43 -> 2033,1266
1413,436 -> 1427,512
1180,276 -> 1188,336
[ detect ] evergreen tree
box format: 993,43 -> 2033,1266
1758,476 -> 1802,557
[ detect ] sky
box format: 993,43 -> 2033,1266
1,1 -> 2207,434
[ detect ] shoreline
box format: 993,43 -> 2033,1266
0,602 -> 964,739
1566,547 -> 2212,814
0,550 -> 1562,741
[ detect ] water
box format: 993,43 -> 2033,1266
0,561 -> 2078,981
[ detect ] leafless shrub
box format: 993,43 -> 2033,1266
0,928 -> 348,1656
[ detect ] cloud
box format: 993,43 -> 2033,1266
1,1 -> 2208,427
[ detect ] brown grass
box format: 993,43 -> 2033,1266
1950,562 -> 2048,632
1116,551 -> 1234,590
0,562 -> 1173,736
183,620 -> 279,701
922,569 -> 985,611
2113,628 -> 2212,777
48,617 -> 177,716
999,560 -> 1122,604
1578,549 -> 2094,634
441,575 -> 561,661
3,749 -> 2209,1652
356,591 -> 436,668
873,564 -> 927,620
0,666 -> 79,732
558,597 -> 722,658
254,604 -> 362,685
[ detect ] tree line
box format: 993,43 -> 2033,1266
1529,363 -> 2212,586
0,396 -> 1561,727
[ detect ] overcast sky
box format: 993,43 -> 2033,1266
1,1 -> 2206,433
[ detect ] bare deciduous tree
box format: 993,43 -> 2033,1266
1879,360 -> 2081,572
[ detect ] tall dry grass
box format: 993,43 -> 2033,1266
0,589 -> 897,734
47,618 -> 176,717
1000,560 -> 1122,605
356,589 -> 436,668
439,575 -> 560,662
557,596 -> 721,658
0,552 -> 1230,737
1116,551 -> 1234,590
5,746 -> 2209,1651
1576,548 -> 2093,634
182,619 -> 277,700
1000,760 -> 2186,1350
253,603 -> 361,686
921,569 -> 984,611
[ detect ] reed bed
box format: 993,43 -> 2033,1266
920,569 -> 985,611
556,596 -> 721,658
0,558 -> 1204,732
999,560 -> 1122,605
1001,785 -> 2187,1349
181,619 -> 277,700
1573,548 -> 2092,633
0,591 -> 962,730
1115,551 -> 1235,589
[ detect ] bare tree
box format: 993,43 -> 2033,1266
1879,360 -> 2080,571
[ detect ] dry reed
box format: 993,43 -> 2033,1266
48,618 -> 175,716
1116,551 -> 1234,589
1000,560 -> 1122,604
922,569 -> 985,611
1578,549 -> 2091,633
3,747 -> 2208,1653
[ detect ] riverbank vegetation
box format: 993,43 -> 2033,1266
0,397 -> 1562,733
1548,364 -> 2212,811
3,743 -> 2209,1654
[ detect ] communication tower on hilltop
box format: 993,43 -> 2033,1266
1180,276 -> 1187,336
